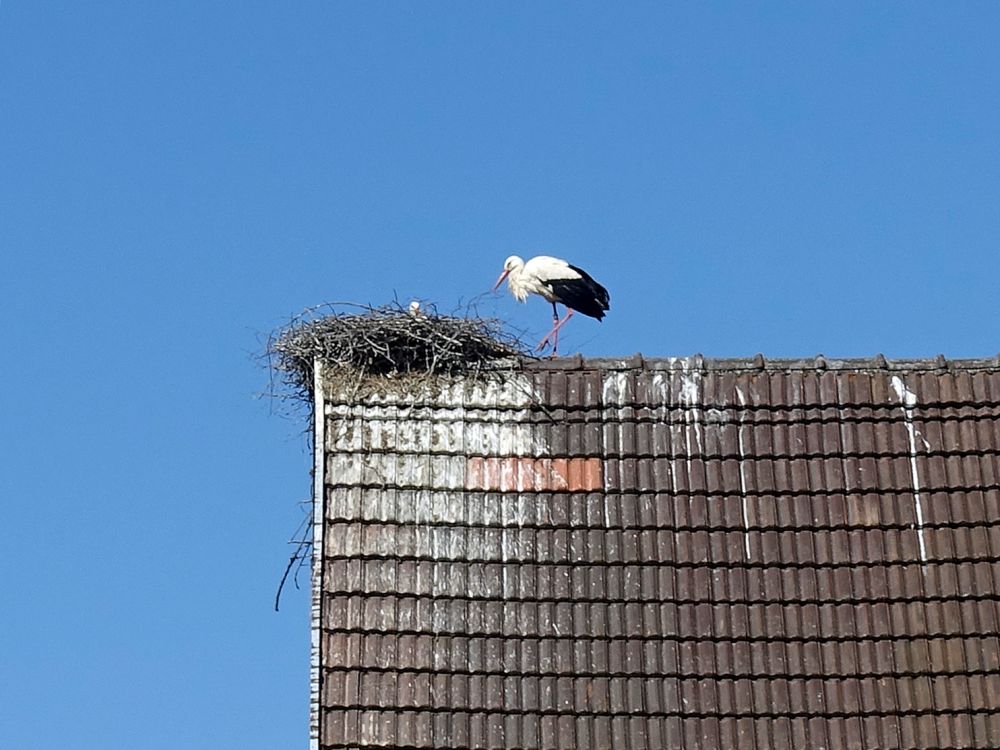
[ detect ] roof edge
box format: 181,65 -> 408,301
516,353 -> 1000,372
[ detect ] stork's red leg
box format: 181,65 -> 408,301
536,303 -> 561,352
536,308 -> 575,355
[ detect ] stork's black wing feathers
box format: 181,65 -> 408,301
545,264 -> 611,320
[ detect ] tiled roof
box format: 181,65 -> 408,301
313,356 -> 1000,749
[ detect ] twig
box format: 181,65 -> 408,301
274,509 -> 313,612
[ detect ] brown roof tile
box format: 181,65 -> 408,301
315,357 -> 1000,749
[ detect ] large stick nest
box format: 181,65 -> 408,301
267,302 -> 530,401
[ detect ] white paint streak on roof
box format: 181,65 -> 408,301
890,375 -> 928,563
735,386 -> 752,559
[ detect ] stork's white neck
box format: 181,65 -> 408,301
504,256 -> 563,304
507,264 -> 531,302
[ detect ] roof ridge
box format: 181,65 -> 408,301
518,353 -> 1000,371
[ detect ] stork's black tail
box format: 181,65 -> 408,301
550,264 -> 610,320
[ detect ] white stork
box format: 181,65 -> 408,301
493,254 -> 610,354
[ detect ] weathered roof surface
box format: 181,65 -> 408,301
314,356 -> 1000,750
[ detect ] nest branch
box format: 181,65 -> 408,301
267,301 -> 531,402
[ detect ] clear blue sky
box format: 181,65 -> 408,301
2,3 -> 998,748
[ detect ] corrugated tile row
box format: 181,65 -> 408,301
322,525 -> 999,565
325,416 -> 1000,459
322,592 -> 1000,641
320,673 -> 1000,717
321,631 -> 999,676
325,488 -> 1000,531
318,362 -> 1000,749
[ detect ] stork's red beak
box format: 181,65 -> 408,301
492,268 -> 511,291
